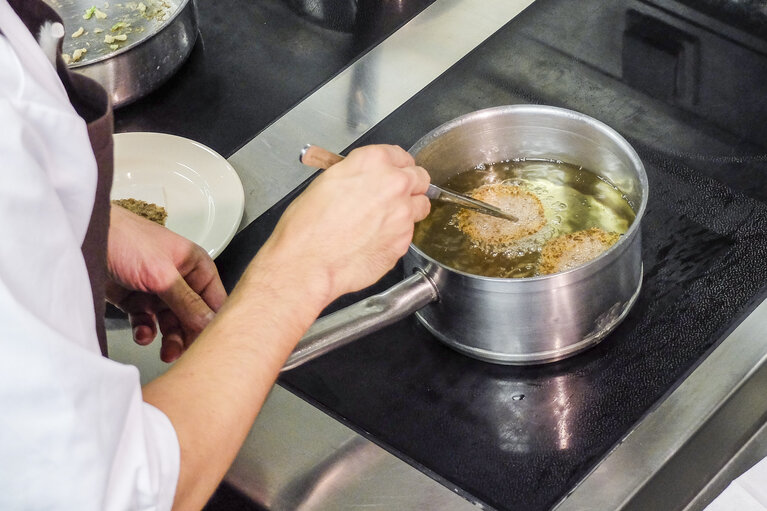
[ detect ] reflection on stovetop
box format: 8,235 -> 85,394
672,0 -> 767,41
217,0 -> 767,510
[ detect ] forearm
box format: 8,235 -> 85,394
141,239 -> 330,511
140,144 -> 430,510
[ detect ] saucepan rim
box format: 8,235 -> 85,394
406,104 -> 649,283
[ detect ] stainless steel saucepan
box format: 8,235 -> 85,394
283,105 -> 648,370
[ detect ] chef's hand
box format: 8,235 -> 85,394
255,144 -> 431,306
106,204 -> 227,362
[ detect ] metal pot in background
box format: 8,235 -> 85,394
285,0 -> 358,32
285,105 -> 648,369
284,0 -> 423,35
48,0 -> 198,107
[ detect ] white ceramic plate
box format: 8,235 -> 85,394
112,132 -> 244,259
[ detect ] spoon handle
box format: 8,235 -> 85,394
300,144 -> 344,168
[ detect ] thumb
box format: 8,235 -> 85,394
157,275 -> 216,337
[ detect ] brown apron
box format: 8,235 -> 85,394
7,0 -> 114,356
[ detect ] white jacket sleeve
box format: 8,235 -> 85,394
0,14 -> 181,510
0,296 -> 180,511
704,456 -> 767,511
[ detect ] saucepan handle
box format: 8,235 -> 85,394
282,271 -> 439,371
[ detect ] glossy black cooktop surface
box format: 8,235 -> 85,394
217,0 -> 767,509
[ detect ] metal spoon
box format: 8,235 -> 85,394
299,145 -> 519,222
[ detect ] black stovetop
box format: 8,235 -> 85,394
215,0 -> 767,510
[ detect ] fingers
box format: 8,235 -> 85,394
183,263 -> 227,313
393,166 -> 431,222
121,287 -> 201,362
383,145 -> 416,169
129,311 -> 157,345
411,194 -> 431,222
108,204 -> 226,362
359,145 -> 431,196
262,143 -> 434,300
118,292 -> 163,346
157,309 -> 185,363
344,144 -> 433,240
349,144 -> 415,169
157,274 -> 216,337
201,276 -> 226,312
398,164 -> 431,196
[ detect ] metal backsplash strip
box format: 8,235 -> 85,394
227,0 -> 536,229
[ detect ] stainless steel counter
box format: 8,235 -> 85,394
107,0 -> 767,508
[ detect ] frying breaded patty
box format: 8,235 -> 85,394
539,227 -> 620,275
455,183 -> 546,248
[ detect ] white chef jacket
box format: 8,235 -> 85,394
705,455 -> 767,510
0,2 -> 180,509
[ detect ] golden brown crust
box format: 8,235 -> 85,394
539,227 -> 620,275
112,198 -> 167,226
455,184 -> 546,248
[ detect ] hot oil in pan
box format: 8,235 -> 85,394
412,159 -> 636,278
